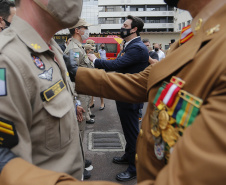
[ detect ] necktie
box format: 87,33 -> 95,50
179,25 -> 194,45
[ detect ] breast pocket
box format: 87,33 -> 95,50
43,88 -> 76,152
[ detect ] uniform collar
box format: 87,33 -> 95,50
191,0 -> 224,34
72,37 -> 82,47
10,15 -> 50,53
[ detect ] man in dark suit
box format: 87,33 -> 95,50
142,38 -> 159,65
88,15 -> 149,182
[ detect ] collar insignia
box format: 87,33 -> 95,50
38,67 -> 53,81
195,18 -> 203,32
206,24 -> 220,36
31,44 -> 41,50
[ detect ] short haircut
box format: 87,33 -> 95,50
0,0 -> 15,20
127,15 -> 144,36
142,39 -> 150,43
69,28 -> 75,35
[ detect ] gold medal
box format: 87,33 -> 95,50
151,127 -> 161,137
158,109 -> 169,130
162,125 -> 178,147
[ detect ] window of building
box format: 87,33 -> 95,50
106,18 -> 114,24
182,22 -> 185,28
105,44 -> 117,53
178,23 -> 181,30
129,5 -> 145,11
187,20 -> 191,25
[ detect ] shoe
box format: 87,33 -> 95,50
116,171 -> 136,182
83,169 -> 91,180
86,119 -> 95,124
99,104 -> 105,110
113,156 -> 129,164
85,159 -> 92,168
90,104 -> 94,108
90,114 -> 95,118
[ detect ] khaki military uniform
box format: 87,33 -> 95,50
1,1 -> 226,185
64,38 -> 93,140
0,16 -> 83,179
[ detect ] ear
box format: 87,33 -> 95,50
74,28 -> 80,34
131,26 -> 138,33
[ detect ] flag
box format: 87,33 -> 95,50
0,69 -> 7,96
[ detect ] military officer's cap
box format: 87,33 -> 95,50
84,44 -> 93,50
86,39 -> 95,45
70,18 -> 91,29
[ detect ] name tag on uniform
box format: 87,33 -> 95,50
40,80 -> 66,102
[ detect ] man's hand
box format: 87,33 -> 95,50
63,50 -> 78,82
149,57 -> 158,65
88,54 -> 97,62
76,105 -> 85,122
0,147 -> 16,173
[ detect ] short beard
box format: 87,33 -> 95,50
164,0 -> 180,7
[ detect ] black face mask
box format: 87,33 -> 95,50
164,0 -> 180,8
101,47 -> 105,49
120,28 -> 135,39
155,48 -> 159,52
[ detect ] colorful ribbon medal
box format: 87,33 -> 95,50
179,25 -> 194,45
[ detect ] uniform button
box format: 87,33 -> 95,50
139,129 -> 143,137
135,154 -> 138,161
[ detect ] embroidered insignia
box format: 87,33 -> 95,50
40,80 -> 66,102
0,117 -> 19,149
31,44 -> 41,50
206,24 -> 220,36
195,18 -> 203,32
74,52 -> 79,58
152,76 -> 203,162
154,140 -> 165,160
38,67 -> 53,81
32,55 -> 45,70
0,68 -> 7,96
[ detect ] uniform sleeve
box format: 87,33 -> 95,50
0,55 -> 33,162
95,45 -> 147,71
152,71 -> 226,185
0,158 -> 120,185
76,65 -> 151,103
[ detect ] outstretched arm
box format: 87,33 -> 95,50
75,66 -> 152,103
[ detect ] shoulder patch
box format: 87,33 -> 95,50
31,55 -> 45,70
0,30 -> 16,52
74,52 -> 80,58
38,67 -> 53,81
0,68 -> 7,96
0,117 -> 19,149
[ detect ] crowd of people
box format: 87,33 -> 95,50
0,0 -> 226,185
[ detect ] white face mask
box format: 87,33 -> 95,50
81,29 -> 90,41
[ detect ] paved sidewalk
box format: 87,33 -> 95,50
83,97 -> 147,185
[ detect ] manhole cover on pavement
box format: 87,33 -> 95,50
88,132 -> 125,151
